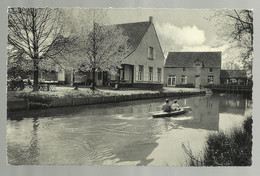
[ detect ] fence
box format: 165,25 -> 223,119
206,85 -> 252,94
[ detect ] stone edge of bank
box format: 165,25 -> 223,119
7,90 -> 206,111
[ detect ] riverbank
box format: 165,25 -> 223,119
183,116 -> 252,166
7,87 -> 205,111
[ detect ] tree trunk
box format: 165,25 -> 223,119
32,9 -> 40,92
116,68 -> 120,90
91,68 -> 96,91
33,59 -> 39,91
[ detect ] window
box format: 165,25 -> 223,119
195,64 -> 201,72
149,67 -> 153,81
183,68 -> 186,71
167,75 -> 176,86
208,75 -> 214,84
181,75 -> 187,84
157,68 -> 161,82
98,72 -> 102,80
209,68 -> 213,73
148,46 -> 154,59
138,65 -> 143,81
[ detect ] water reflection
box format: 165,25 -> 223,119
7,93 -> 250,165
174,95 -> 220,131
28,118 -> 40,164
7,117 -> 40,165
218,93 -> 246,115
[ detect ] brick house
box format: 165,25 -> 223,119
164,52 -> 222,88
67,16 -> 165,89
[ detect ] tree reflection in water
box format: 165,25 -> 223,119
7,93 -> 250,165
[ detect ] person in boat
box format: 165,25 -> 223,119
162,99 -> 173,112
171,99 -> 181,111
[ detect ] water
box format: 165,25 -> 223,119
7,93 -> 252,166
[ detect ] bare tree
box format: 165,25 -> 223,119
7,47 -> 33,74
8,7 -> 70,91
70,9 -> 131,90
211,9 -> 253,75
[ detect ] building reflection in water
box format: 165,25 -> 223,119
218,93 -> 246,115
172,95 -> 220,131
174,93 -> 248,132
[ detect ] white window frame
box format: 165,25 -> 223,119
138,65 -> 143,81
149,67 -> 153,81
208,75 -> 214,84
181,75 -> 187,84
148,46 -> 154,59
195,64 -> 201,72
157,68 -> 161,82
167,75 -> 176,86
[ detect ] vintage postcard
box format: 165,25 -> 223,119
7,8 -> 253,166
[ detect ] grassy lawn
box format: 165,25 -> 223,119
8,86 -> 202,101
7,86 -> 199,108
7,87 -> 117,103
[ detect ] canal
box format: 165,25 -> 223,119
7,93 -> 252,166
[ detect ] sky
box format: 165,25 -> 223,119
102,8 -> 239,69
67,8 -> 247,69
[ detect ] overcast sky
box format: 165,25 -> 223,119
104,9 -> 236,68
107,10 -> 220,47
70,8 -> 244,69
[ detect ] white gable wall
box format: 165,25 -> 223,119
124,24 -> 165,84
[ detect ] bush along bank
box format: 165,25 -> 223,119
8,89 -> 206,110
183,116 -> 253,166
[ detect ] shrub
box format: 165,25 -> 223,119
175,83 -> 195,88
183,116 -> 253,166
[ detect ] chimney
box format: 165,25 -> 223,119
149,16 -> 153,24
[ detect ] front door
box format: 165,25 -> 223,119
195,75 -> 200,88
103,72 -> 108,86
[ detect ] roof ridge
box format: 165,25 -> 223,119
113,21 -> 150,26
168,51 -> 222,53
165,52 -> 222,68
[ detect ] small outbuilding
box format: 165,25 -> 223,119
220,70 -> 248,85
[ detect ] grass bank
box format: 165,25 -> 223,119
7,86 -> 205,110
183,116 -> 253,166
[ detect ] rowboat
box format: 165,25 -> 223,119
152,106 -> 191,118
